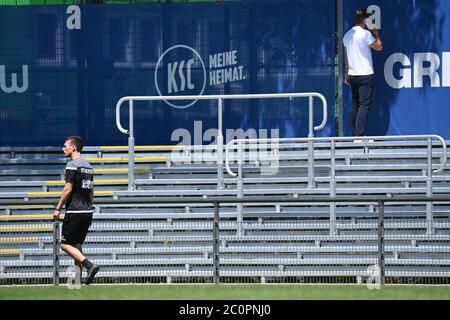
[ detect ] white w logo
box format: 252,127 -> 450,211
0,65 -> 29,94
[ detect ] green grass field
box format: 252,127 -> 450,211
0,284 -> 449,300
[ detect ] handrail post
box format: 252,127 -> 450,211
217,98 -> 224,190
237,141 -> 243,237
52,220 -> 60,286
426,138 -> 434,235
378,200 -> 385,286
213,201 -> 220,284
307,96 -> 315,189
330,139 -> 336,235
128,99 -> 135,191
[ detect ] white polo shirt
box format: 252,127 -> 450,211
343,26 -> 376,76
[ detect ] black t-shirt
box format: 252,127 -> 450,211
65,157 -> 94,213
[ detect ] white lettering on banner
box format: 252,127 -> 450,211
209,50 -> 246,86
209,66 -> 244,86
167,59 -> 195,93
66,5 -> 81,30
155,46 -> 246,108
366,5 -> 381,30
414,53 -> 440,88
384,52 -> 449,89
0,65 -> 29,93
384,53 -> 412,89
209,50 -> 237,68
442,52 -> 450,87
154,45 -> 206,109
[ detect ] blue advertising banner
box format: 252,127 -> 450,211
0,0 -> 335,147
343,0 -> 450,138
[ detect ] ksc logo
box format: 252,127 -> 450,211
155,45 -> 206,109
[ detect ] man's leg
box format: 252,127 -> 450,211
355,75 -> 374,136
350,76 -> 361,136
61,213 -> 98,284
74,244 -> 83,271
61,243 -> 86,263
61,243 -> 98,284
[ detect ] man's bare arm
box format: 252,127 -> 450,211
53,182 -> 73,220
370,28 -> 383,51
344,47 -> 350,85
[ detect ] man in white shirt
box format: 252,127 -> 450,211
343,9 -> 383,137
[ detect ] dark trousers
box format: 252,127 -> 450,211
349,75 -> 373,136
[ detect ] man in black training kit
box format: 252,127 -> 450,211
53,136 -> 99,285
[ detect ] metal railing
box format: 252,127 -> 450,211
8,194 -> 448,286
225,135 -> 447,235
115,92 -> 328,191
1,195 -> 450,286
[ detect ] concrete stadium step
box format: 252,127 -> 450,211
2,202 -> 450,219
0,167 -> 151,181
2,233 -> 446,245
4,258 -> 450,271
12,243 -> 450,257
0,145 -> 179,159
0,141 -> 449,284
1,219 -> 447,233
0,156 -> 166,167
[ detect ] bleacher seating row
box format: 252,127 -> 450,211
1,140 -> 450,284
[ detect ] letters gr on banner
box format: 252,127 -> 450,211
154,45 -> 247,109
0,65 -> 29,94
384,52 -> 450,89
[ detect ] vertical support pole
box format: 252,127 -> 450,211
378,200 -> 385,286
52,220 -> 60,286
128,100 -> 135,191
217,98 -> 224,190
237,141 -> 243,237
308,96 -> 315,189
213,201 -> 220,284
426,138 -> 434,235
337,0 -> 344,137
330,140 -> 336,235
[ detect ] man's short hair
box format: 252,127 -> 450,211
355,9 -> 369,24
65,136 -> 85,152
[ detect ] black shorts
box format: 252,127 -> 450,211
61,213 -> 93,245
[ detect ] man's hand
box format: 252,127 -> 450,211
345,74 -> 351,86
53,210 -> 61,221
369,29 -> 383,51
370,27 -> 379,37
